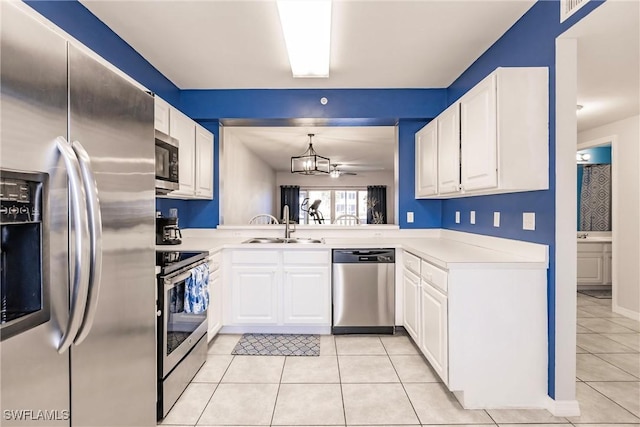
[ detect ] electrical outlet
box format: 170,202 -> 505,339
523,212 -> 536,230
407,212 -> 414,223
470,211 -> 476,225
455,211 -> 460,224
493,212 -> 500,227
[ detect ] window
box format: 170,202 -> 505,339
299,188 -> 367,224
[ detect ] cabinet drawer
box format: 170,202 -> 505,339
421,260 -> 447,293
231,250 -> 279,264
404,252 -> 421,275
208,251 -> 221,272
283,250 -> 329,265
577,242 -> 604,253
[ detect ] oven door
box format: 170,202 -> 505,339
160,262 -> 207,378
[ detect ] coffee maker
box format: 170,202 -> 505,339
156,216 -> 182,245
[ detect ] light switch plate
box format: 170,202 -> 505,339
470,211 -> 476,224
493,212 -> 500,227
523,212 -> 536,230
407,212 -> 414,223
455,211 -> 460,224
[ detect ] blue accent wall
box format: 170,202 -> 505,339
442,0 -> 605,398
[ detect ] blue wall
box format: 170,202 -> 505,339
27,0 -> 608,399
442,0 -> 605,398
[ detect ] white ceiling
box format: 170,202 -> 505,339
563,0 -> 640,132
79,0 -> 535,89
79,0 -> 639,165
226,126 -> 395,172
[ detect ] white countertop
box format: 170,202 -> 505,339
157,233 -> 547,270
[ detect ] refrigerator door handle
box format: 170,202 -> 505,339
55,136 -> 91,354
72,140 -> 103,345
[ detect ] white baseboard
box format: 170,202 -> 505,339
545,396 -> 580,417
612,303 -> 640,321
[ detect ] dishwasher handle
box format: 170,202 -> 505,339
332,249 -> 395,263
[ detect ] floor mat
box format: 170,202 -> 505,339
578,289 -> 612,299
231,333 -> 320,356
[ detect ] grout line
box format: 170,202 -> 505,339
589,353 -> 640,380
335,338 -> 348,427
581,381 -> 640,422
268,355 -> 286,427
193,354 -> 235,426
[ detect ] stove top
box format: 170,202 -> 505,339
156,251 -> 207,276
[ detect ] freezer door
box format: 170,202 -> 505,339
67,45 -> 156,426
0,3 -> 71,426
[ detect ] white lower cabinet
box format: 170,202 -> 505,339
226,249 -> 330,329
419,280 -> 448,385
402,250 -> 547,409
231,265 -> 279,324
283,266 -> 330,324
402,268 -> 420,342
577,241 -> 612,286
207,252 -> 223,341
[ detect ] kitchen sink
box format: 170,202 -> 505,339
242,237 -> 324,244
286,238 -> 324,244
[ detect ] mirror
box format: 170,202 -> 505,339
577,144 -> 611,231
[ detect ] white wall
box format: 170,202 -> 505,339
578,115 -> 640,319
275,170 -> 396,223
221,130 -> 277,224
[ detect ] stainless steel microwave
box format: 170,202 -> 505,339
155,130 -> 179,194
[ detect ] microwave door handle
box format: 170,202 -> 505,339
71,140 -> 103,345
55,137 -> 90,354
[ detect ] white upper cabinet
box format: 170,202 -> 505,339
169,108 -> 196,197
154,96 -> 170,135
415,67 -> 548,199
460,75 -> 498,191
437,103 -> 461,195
415,120 -> 438,197
154,96 -> 214,200
195,125 -> 214,199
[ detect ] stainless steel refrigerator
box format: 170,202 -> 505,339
0,3 -> 156,426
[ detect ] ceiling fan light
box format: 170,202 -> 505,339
277,0 -> 331,78
330,169 -> 340,178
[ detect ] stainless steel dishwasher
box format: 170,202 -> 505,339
332,249 -> 395,334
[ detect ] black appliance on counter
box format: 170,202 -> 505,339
156,250 -> 209,420
156,216 -> 182,245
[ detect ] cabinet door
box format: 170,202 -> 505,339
460,74 -> 498,191
207,269 -> 223,341
420,282 -> 448,384
283,266 -> 330,325
195,125 -> 214,199
603,252 -> 612,285
437,103 -> 461,195
154,96 -> 170,134
415,122 -> 438,197
403,269 -> 420,342
577,253 -> 604,284
231,266 -> 279,324
169,109 -> 196,197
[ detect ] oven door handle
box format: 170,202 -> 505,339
55,136 -> 90,354
164,262 -> 206,290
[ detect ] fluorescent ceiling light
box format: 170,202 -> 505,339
277,0 -> 331,78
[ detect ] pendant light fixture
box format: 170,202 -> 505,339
291,133 -> 330,175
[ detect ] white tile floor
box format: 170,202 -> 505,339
160,292 -> 640,426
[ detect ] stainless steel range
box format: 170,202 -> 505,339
156,251 -> 209,420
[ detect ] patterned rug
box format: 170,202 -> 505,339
578,289 -> 612,299
231,333 -> 320,356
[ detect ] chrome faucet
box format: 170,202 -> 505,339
283,205 -> 295,239
578,232 -> 589,239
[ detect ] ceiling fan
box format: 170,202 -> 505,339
330,163 -> 357,178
